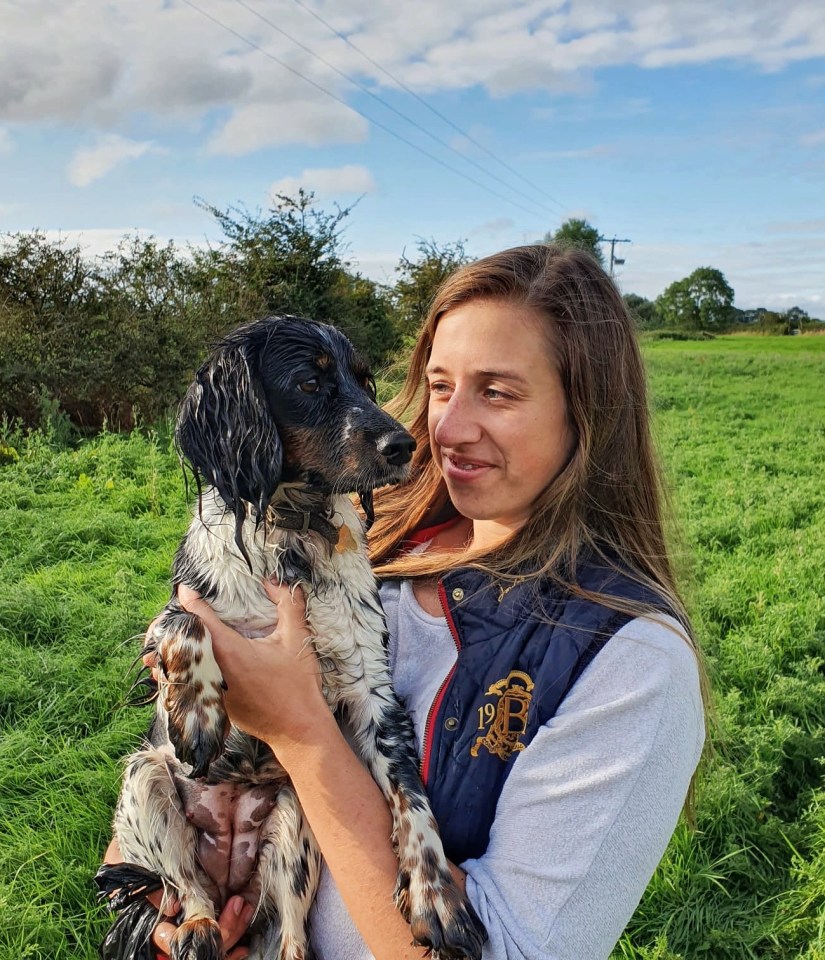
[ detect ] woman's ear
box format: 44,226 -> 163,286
175,339 -> 283,523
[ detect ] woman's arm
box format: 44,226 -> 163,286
179,582 -> 463,960
459,616 -> 705,959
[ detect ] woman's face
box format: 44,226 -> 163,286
426,299 -> 573,541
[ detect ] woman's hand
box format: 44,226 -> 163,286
176,581 -> 330,752
152,896 -> 254,960
102,839 -> 254,960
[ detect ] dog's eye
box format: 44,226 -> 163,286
298,378 -> 320,394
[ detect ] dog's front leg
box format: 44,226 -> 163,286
350,685 -> 487,960
150,606 -> 229,778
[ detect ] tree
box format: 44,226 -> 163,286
94,235 -> 206,424
545,219 -> 604,266
392,239 -> 470,343
194,191 -> 397,364
656,267 -> 734,331
623,293 -> 660,330
0,232 -> 103,427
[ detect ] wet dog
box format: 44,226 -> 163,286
96,316 -> 486,960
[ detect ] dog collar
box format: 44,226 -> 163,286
272,507 -> 339,545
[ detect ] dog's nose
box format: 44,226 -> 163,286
377,431 -> 417,466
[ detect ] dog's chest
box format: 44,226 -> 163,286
185,492 -> 388,709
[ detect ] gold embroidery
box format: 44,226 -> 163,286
471,670 -> 535,761
497,577 -> 527,602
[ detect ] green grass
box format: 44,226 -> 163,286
1,335 -> 824,959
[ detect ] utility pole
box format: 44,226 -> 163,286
597,236 -> 631,276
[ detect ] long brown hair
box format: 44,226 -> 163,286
372,243 -> 693,634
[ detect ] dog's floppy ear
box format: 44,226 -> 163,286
176,335 -> 283,559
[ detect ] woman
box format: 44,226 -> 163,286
111,243 -> 706,959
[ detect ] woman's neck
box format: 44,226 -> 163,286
428,517 -> 522,554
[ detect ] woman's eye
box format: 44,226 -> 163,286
429,381 -> 451,394
484,388 -> 508,400
298,378 -> 320,394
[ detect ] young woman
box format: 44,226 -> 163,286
111,243 -> 706,960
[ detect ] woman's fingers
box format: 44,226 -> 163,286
147,888 -> 181,915
263,581 -> 309,638
151,897 -> 254,958
177,584 -> 241,645
143,616 -> 161,671
152,919 -> 178,957
219,896 -> 255,951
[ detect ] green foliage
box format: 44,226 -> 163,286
656,268 -> 735,331
0,232 -> 102,427
1,336 -> 824,959
546,217 -> 605,266
0,194 -> 401,433
624,293 -> 661,330
193,191 -> 397,365
391,238 -> 471,344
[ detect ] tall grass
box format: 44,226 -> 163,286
1,336 -> 823,959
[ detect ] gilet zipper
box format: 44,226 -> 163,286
420,579 -> 462,785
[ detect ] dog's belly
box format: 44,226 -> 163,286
173,777 -> 281,904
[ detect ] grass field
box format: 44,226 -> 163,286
1,335 -> 823,960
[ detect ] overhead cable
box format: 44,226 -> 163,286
180,0 -> 547,219
287,0 -> 567,213
232,0 -> 559,217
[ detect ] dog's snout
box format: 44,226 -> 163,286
377,431 -> 416,466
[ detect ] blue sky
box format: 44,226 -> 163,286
1,0 -> 824,314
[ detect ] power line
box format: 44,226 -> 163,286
286,0 -> 568,214
231,0 -> 559,217
180,0 -> 547,219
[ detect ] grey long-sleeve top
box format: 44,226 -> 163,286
309,578 -> 705,960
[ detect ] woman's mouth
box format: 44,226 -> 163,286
443,454 -> 493,481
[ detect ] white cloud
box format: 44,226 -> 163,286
527,144 -> 614,161
800,128 -> 825,146
615,235 -> 825,317
351,250 -> 402,283
25,229 -> 211,261
67,134 -> 165,187
208,98 -> 368,155
0,0 -> 823,142
469,217 -> 517,238
269,165 -> 375,200
765,218 -> 825,234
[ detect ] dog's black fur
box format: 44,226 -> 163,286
97,316 -> 486,960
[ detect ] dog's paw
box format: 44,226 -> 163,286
406,872 -> 487,960
170,917 -> 222,960
163,683 -> 230,777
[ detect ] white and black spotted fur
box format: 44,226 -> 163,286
96,316 -> 486,960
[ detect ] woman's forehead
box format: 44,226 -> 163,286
430,301 -> 556,372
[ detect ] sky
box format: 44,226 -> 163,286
1,0 -> 824,315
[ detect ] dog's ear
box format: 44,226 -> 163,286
176,337 -> 283,525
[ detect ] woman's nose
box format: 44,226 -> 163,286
433,392 -> 482,447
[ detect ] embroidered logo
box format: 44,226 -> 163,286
471,670 -> 535,761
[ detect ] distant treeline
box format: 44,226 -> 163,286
2,196 -> 820,434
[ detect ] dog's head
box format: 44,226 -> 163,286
176,315 -> 415,526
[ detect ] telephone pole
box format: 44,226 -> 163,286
597,236 -> 631,276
